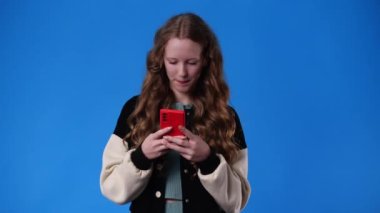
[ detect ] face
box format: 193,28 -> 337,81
164,38 -> 203,103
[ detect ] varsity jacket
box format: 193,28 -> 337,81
100,96 -> 250,213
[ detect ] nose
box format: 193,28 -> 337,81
178,63 -> 188,77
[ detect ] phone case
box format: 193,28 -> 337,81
160,109 -> 185,136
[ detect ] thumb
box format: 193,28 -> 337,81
152,126 -> 172,139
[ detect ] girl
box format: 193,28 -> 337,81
100,13 -> 250,213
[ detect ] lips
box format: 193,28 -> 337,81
176,79 -> 190,85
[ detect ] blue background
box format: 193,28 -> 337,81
1,0 -> 379,212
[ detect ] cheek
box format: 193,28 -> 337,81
164,65 -> 175,80
189,66 -> 202,79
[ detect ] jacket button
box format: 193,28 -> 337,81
184,169 -> 188,174
155,191 -> 161,198
185,198 -> 190,203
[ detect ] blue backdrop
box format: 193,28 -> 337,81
1,0 -> 379,212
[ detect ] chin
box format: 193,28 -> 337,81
171,83 -> 194,94
177,89 -> 191,94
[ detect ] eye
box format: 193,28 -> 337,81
187,61 -> 199,65
166,59 -> 177,65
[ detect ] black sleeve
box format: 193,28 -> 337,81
197,107 -> 247,175
197,149 -> 220,175
131,145 -> 153,170
230,107 -> 247,149
113,95 -> 139,139
113,95 -> 153,170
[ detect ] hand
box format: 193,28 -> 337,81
141,127 -> 172,160
163,126 -> 211,162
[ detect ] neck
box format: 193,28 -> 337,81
173,92 -> 192,105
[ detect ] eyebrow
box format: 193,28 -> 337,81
165,57 -> 200,61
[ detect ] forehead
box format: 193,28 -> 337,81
164,38 -> 202,58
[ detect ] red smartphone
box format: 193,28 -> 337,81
160,109 -> 185,136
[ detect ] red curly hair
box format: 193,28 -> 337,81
126,13 -> 239,163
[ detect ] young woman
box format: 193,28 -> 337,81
100,13 -> 250,213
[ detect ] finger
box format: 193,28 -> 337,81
174,135 -> 187,139
158,146 -> 170,153
181,154 -> 192,161
156,139 -> 170,149
163,136 -> 188,147
178,126 -> 196,140
155,144 -> 169,157
151,127 -> 173,139
165,141 -> 189,154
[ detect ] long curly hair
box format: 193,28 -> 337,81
126,13 -> 240,163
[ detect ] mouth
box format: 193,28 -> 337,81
176,79 -> 191,85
